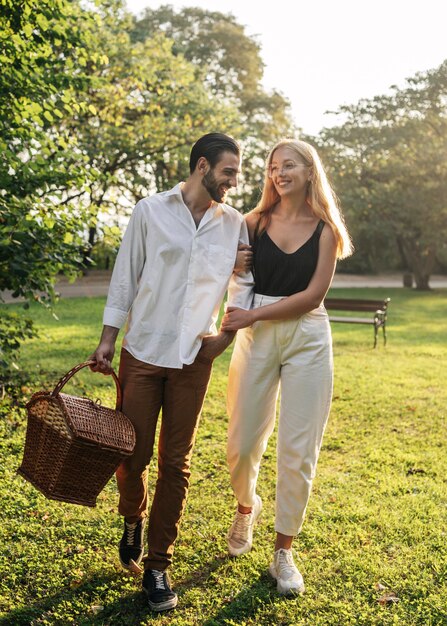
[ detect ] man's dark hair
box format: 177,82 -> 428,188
189,133 -> 240,174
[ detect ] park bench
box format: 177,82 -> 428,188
323,297 -> 391,348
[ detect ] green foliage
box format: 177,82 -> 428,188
0,0 -> 102,293
132,6 -> 264,101
88,225 -> 121,270
1,289 -> 446,624
132,5 -> 295,209
0,312 -> 34,387
0,0 -> 110,378
57,2 -> 244,265
317,61 -> 447,288
74,25 -> 240,208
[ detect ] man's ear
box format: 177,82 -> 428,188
197,156 -> 209,175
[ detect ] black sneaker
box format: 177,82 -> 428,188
119,518 -> 145,573
143,569 -> 178,612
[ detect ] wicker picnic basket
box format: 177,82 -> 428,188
18,361 -> 135,507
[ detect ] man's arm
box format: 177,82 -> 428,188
90,201 -> 147,372
196,218 -> 254,362
197,330 -> 236,362
233,243 -> 253,273
226,218 -> 255,311
103,201 -> 147,330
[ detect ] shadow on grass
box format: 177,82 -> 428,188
0,572 -> 149,626
173,553 -> 279,625
202,570 -> 277,626
1,556 -> 279,625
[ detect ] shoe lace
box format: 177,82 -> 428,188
125,521 -> 138,546
232,511 -> 252,538
277,549 -> 296,577
152,570 -> 166,591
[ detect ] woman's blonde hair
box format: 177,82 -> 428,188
252,139 -> 353,259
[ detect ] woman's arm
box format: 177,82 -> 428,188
221,225 -> 337,330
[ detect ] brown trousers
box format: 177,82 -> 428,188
116,348 -> 213,571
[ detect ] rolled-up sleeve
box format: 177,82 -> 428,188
226,219 -> 254,311
103,201 -> 147,329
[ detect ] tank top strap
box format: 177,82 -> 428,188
253,215 -> 262,243
315,219 -> 325,237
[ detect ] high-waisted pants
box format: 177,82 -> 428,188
227,295 -> 333,537
116,348 -> 213,570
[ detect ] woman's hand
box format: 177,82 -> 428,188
233,244 -> 253,273
221,307 -> 256,331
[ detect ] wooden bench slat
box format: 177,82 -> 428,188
328,315 -> 378,325
325,299 -> 386,306
324,299 -> 389,312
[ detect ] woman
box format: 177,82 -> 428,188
222,139 -> 352,595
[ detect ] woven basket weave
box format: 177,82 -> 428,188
18,361 -> 135,507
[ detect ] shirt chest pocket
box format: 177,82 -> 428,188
208,243 -> 236,277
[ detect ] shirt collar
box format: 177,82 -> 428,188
165,183 -> 183,197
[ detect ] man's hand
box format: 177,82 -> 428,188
89,325 -> 119,374
234,243 -> 253,273
197,331 -> 236,362
221,307 -> 256,331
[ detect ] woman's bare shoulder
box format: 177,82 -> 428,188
244,211 -> 259,241
320,221 -> 337,244
244,210 -> 258,225
319,222 -> 338,260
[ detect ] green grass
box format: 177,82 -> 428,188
1,288 -> 446,625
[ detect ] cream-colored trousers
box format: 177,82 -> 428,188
227,294 -> 333,537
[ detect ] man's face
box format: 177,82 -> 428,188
201,151 -> 241,203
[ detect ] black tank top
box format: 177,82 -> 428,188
253,220 -> 325,297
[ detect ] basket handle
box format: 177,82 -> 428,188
51,361 -> 122,410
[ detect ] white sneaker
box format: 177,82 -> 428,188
227,495 -> 262,556
269,548 -> 305,595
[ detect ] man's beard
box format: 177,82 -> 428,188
202,170 -> 227,203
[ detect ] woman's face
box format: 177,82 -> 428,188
268,146 -> 310,197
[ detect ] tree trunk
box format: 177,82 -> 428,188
82,225 -> 97,269
413,272 -> 431,290
80,189 -> 96,268
398,236 -> 435,290
402,272 -> 413,288
396,235 -> 410,270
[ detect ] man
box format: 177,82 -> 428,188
91,133 -> 253,612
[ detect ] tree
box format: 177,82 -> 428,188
78,29 -> 241,248
131,5 -> 295,209
0,0 -> 106,379
319,61 -> 447,288
313,121 -> 402,274
62,2 -> 241,261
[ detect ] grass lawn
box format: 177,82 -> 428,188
0,287 -> 446,625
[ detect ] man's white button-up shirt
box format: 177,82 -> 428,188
103,184 -> 253,368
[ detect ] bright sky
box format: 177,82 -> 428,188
126,0 -> 447,135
